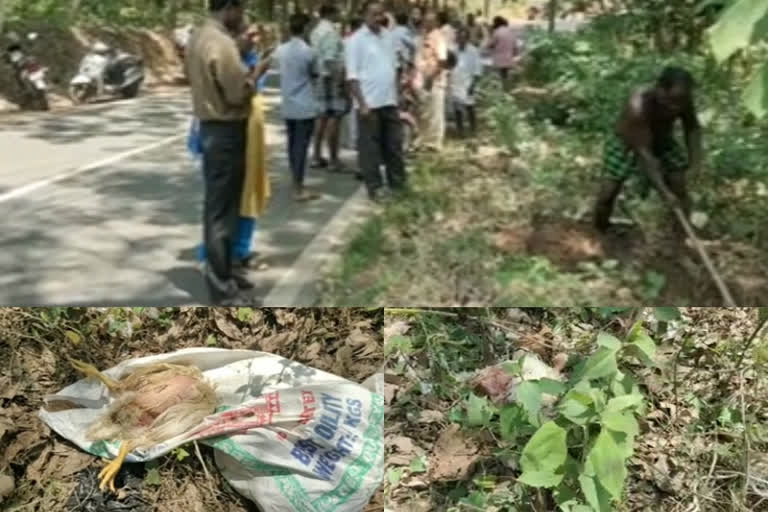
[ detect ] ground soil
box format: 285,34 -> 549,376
0,307 -> 384,512
499,214 -> 768,305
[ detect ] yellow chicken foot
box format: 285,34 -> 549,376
68,358 -> 120,392
98,441 -> 132,492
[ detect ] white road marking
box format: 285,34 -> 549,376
0,133 -> 185,204
263,186 -> 372,306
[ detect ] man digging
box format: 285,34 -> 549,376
594,66 -> 702,236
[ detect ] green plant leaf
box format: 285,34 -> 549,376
597,332 -> 622,351
500,404 -> 528,442
588,429 -> 627,501
605,393 -> 644,413
601,411 -> 640,437
385,335 -> 413,356
538,378 -> 566,396
578,474 -> 613,512
627,328 -> 657,367
144,468 -> 162,486
744,64 -> 768,118
173,447 -> 190,461
519,421 -> 567,488
473,475 -> 497,490
654,307 -> 681,322
467,393 -> 493,427
387,467 -> 404,485
559,390 -> 594,425
582,347 -> 619,380
708,0 -> 768,63
611,371 -> 641,397
409,456 -> 428,473
65,330 -> 82,345
517,380 -> 544,424
237,307 -> 253,322
518,469 -> 563,488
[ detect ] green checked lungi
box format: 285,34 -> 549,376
601,133 -> 689,196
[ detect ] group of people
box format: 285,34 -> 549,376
184,0 -> 525,303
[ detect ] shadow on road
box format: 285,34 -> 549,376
0,94 -> 192,145
0,103 -> 360,305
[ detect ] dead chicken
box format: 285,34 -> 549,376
471,350 -> 568,406
68,358 -> 216,492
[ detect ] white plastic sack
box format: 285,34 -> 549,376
39,348 -> 384,512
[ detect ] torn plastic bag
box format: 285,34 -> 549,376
39,348 -> 384,512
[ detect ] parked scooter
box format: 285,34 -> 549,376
3,32 -> 49,111
69,42 -> 144,104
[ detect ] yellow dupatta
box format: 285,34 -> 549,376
240,94 -> 271,218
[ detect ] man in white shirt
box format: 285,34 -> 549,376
309,4 -> 347,172
438,10 -> 456,51
345,0 -> 405,201
274,13 -> 320,201
450,27 -> 482,137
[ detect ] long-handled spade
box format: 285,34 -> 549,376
655,182 -> 737,306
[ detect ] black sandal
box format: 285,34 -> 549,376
310,158 -> 328,169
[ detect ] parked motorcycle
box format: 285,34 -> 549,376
3,32 -> 49,111
69,43 -> 144,104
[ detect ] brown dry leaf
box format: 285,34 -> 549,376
255,331 -> 298,353
44,442 -> 93,481
4,427 -> 49,465
383,320 -> 410,343
0,472 -> 14,503
0,376 -> 19,400
25,444 -> 52,482
300,342 -> 323,361
214,311 -> 242,339
389,435 -> 417,455
383,381 -> 399,406
416,410 -> 444,424
429,423 -> 481,481
387,435 -> 422,466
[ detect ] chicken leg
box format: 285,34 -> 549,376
68,358 -> 121,393
98,440 -> 134,492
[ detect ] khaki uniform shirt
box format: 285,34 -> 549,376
186,19 -> 251,121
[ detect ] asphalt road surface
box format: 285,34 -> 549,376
0,87 -> 368,306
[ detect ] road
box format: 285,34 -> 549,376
0,87 -> 369,306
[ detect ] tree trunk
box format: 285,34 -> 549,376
547,0 -> 558,33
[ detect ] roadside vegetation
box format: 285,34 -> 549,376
384,306 -> 768,511
323,1 -> 768,306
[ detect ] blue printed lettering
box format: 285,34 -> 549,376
313,454 -> 336,480
344,399 -> 363,428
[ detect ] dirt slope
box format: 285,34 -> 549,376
0,23 -> 182,112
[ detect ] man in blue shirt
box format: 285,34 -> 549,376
274,13 -> 321,201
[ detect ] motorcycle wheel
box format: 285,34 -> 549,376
23,82 -> 49,111
120,79 -> 142,99
30,90 -> 49,111
68,83 -> 91,105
